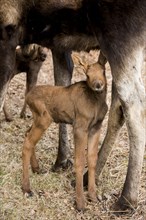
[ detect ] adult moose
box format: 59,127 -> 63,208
0,0 -> 145,212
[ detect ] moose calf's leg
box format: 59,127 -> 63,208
22,112 -> 52,194
30,147 -> 40,174
83,83 -> 125,186
22,133 -> 34,195
87,128 -> 101,202
52,49 -> 73,170
74,126 -> 88,211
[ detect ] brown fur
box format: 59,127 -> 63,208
22,56 -> 108,211
0,0 -> 145,212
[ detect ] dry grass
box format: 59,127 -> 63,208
0,50 -> 146,220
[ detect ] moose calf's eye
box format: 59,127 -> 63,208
5,25 -> 16,38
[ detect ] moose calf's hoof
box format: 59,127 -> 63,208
22,189 -> 34,198
88,194 -> 98,203
76,203 -> 85,212
31,166 -> 41,174
76,197 -> 85,212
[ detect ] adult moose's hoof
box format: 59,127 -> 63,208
52,159 -> 73,172
112,196 -> 137,215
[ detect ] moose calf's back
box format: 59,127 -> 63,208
26,81 -> 107,127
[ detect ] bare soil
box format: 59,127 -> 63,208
0,50 -> 146,220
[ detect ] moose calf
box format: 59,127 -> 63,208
22,54 -> 108,211
3,44 -> 47,121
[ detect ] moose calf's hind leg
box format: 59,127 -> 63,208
22,113 -> 52,195
22,134 -> 35,195
30,147 -> 40,174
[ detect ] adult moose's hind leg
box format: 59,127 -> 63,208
51,49 -> 74,171
110,47 -> 145,210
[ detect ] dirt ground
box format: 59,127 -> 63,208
0,49 -> 146,220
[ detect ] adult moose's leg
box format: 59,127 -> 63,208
109,47 -> 145,210
20,63 -> 40,118
51,49 -> 74,171
96,82 -> 125,178
0,25 -> 19,111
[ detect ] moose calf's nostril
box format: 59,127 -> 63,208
96,81 -> 103,89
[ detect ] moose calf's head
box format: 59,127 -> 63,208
85,62 -> 106,93
73,54 -> 106,93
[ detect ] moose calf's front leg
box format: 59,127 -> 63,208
87,128 -> 101,202
74,126 -> 88,211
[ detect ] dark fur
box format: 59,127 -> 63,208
3,44 -> 47,121
0,0 -> 145,212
